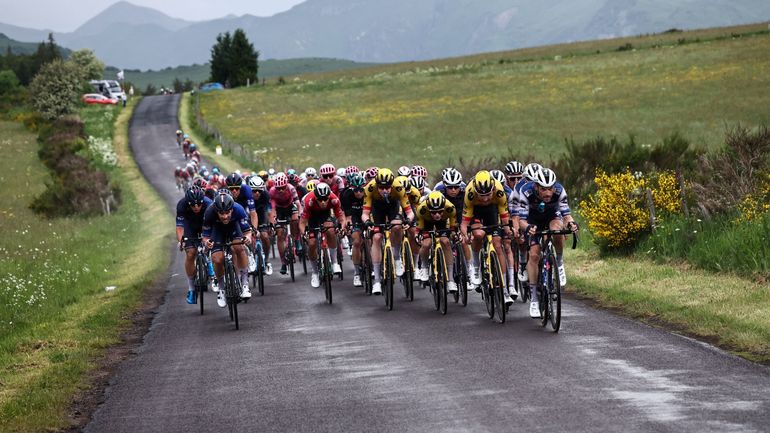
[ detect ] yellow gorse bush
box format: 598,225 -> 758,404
580,170 -> 681,249
734,172 -> 770,223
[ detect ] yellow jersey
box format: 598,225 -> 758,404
363,178 -> 410,213
462,178 -> 509,223
415,200 -> 457,230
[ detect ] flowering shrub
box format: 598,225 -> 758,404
580,170 -> 681,250
734,172 -> 770,223
87,135 -> 117,167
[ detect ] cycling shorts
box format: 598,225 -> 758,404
210,223 -> 244,253
371,199 -> 402,224
469,204 -> 501,235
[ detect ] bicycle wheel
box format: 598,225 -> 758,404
254,242 -> 265,296
323,249 -> 333,304
453,247 -> 468,306
430,265 -> 440,311
287,243 -> 296,282
384,248 -> 394,311
489,250 -> 506,324
195,253 -> 207,315
547,252 -> 562,332
224,260 -> 240,330
436,248 -> 447,315
337,241 -> 344,281
301,239 -> 308,275
481,253 -> 495,319
362,243 -> 372,295
398,239 -> 412,300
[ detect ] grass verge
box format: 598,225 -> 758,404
0,100 -> 172,433
179,92 -> 241,173
568,247 -> 770,364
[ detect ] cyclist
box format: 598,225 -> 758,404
175,130 -> 184,147
415,191 -> 459,294
361,168 -> 414,295
176,187 -> 214,304
514,162 -> 541,282
269,172 -> 302,275
319,163 -> 345,196
504,161 -> 527,283
288,172 -> 308,200
491,169 -> 519,299
174,166 -> 186,190
182,138 -> 191,159
225,173 -> 258,229
299,182 -> 345,288
518,167 -> 578,318
363,167 -> 378,183
248,175 -> 274,275
341,172 -> 367,287
301,167 -> 317,188
411,165 -> 428,181
435,168 -> 472,280
202,193 -> 254,303
397,166 -> 411,177
460,170 -> 514,306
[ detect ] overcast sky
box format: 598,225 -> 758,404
1,0 -> 307,32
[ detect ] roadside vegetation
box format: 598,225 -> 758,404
190,23 -> 770,362
0,101 -> 171,432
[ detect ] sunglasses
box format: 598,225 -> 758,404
189,201 -> 203,207
429,210 -> 444,215
508,176 -> 522,181
446,185 -> 460,190
275,186 -> 286,190
322,174 -> 334,179
228,186 -> 240,191
317,197 -> 329,202
217,210 -> 232,216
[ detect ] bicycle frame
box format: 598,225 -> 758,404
531,229 -> 578,332
473,225 -> 507,324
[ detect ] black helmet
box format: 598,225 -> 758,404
213,193 -> 234,212
185,186 -> 205,205
315,182 -> 331,200
225,173 -> 243,188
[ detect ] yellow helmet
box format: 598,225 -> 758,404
306,179 -> 319,192
474,170 -> 494,195
375,168 -> 395,187
426,191 -> 446,211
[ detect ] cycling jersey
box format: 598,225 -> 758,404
462,178 -> 509,224
433,180 -> 467,191
436,184 -> 465,224
202,202 -> 251,251
362,178 -> 410,213
415,200 -> 457,231
320,175 -> 345,196
510,178 -> 530,217
176,196 -> 213,243
517,182 -> 571,225
269,184 -> 299,210
340,188 -> 364,224
301,191 -> 345,228
232,184 -> 256,212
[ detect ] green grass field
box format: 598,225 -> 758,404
196,23 -> 770,174
0,103 -> 171,432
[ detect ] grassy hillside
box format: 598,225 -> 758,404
0,33 -> 71,57
196,23 -> 770,173
115,58 -> 377,90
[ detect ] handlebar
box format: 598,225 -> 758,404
533,229 -> 579,250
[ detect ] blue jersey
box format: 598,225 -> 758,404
202,202 -> 251,238
233,184 -> 256,212
517,182 -> 571,223
175,196 -> 213,234
252,189 -> 271,213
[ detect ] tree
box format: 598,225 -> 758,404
209,28 -> 258,87
172,77 -> 184,93
0,70 -> 20,95
29,59 -> 80,120
68,49 -> 105,81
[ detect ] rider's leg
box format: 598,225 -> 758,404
276,227 -> 287,265
371,232 -> 383,283
185,246 -> 196,291
325,221 -> 338,266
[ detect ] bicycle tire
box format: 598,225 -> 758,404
323,248 -> 333,304
337,241 -> 344,281
288,245 -> 295,282
301,239 -> 308,275
255,242 -> 265,296
455,248 -> 468,306
489,250 -> 506,324
384,248 -> 394,310
436,248 -> 447,315
547,252 -> 562,332
481,251 -> 495,319
224,260 -> 240,330
195,253 -> 207,315
362,242 -> 373,295
539,259 -> 549,328
402,240 -> 414,301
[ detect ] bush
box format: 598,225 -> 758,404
580,170 -> 681,251
29,59 -> 81,120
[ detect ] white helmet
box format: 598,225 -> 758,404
268,168 -> 276,176
489,169 -> 506,185
336,167 -> 346,177
409,176 -> 425,192
397,166 -> 411,177
248,175 -> 265,191
442,168 -> 462,186
504,161 -> 525,176
534,167 -> 556,188
305,167 -> 317,178
523,163 -> 542,181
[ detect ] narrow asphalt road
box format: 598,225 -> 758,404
85,95 -> 770,433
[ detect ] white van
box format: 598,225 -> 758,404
90,80 -> 126,101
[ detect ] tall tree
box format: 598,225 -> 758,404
29,58 -> 80,120
68,49 -> 105,81
208,29 -> 258,87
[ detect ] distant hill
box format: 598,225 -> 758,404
1,0 -> 769,69
111,58 -> 377,90
0,33 -> 72,57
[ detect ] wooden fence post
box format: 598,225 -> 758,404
646,188 -> 656,230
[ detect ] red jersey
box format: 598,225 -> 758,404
321,175 -> 345,196
269,184 -> 299,209
302,191 -> 344,221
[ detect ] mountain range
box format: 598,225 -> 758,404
2,0 -> 769,70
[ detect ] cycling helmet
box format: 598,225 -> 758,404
474,170 -> 494,195
534,167 -> 557,188
176,129 -> 183,135
193,177 -> 208,189
217,187 -> 232,197
397,166 -> 411,177
336,167 -> 346,178
185,186 -> 205,205
225,173 -> 242,188
287,173 -> 300,185
213,193 -> 234,212
189,143 -> 197,152
268,168 -> 276,176
183,134 -> 190,139
426,191 -> 446,212
314,182 -> 331,199
175,165 -> 182,172
319,163 -> 336,176
504,161 -> 525,176
411,165 -> 427,179
348,172 -> 366,188
442,168 -> 462,186
364,167 -> 379,182
287,168 -> 296,175
306,179 -> 319,192
345,165 -> 360,176
523,163 -> 542,182
490,169 -> 506,185
305,167 -> 317,178
248,175 -> 265,191
410,176 -> 425,192
375,168 -> 395,187
274,172 -> 288,188
212,167 -> 220,175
